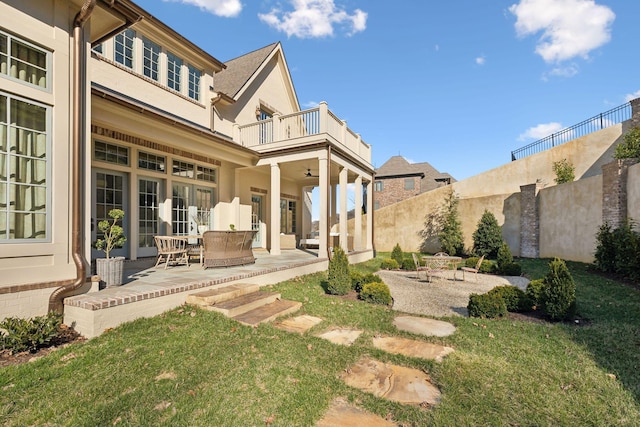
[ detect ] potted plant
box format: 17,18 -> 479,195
94,208 -> 127,287
192,211 -> 210,235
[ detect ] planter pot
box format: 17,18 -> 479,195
96,256 -> 125,287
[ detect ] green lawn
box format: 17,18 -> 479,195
1,258 -> 639,426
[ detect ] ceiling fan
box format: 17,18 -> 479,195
304,168 -> 319,178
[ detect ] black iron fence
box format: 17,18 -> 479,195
510,102 -> 632,161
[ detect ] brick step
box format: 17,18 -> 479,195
232,299 -> 302,327
186,283 -> 260,307
206,291 -> 281,317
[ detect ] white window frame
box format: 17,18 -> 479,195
167,52 -> 182,92
187,64 -> 201,101
0,30 -> 50,91
0,92 -> 51,242
114,28 -> 135,69
142,38 -> 160,82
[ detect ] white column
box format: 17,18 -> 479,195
366,179 -> 373,250
318,155 -> 329,256
270,162 -> 281,255
354,175 -> 362,251
339,167 -> 348,251
331,183 -> 337,227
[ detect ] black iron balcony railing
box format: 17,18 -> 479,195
511,101 -> 632,161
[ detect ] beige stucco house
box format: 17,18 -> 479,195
0,0 -> 374,321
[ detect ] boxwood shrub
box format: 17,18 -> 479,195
487,285 -> 531,312
380,258 -> 399,270
467,292 -> 507,318
360,281 -> 392,305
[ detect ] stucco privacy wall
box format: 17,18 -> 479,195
538,176 -> 603,263
367,119 -> 629,255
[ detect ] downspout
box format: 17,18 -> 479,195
326,145 -> 332,259
48,0 -> 96,313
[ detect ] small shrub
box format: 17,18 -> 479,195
391,244 -> 404,266
467,292 -> 507,318
360,281 -> 392,305
501,262 -> 522,276
326,247 -> 350,296
350,271 -> 383,293
401,257 -> 415,271
542,258 -> 576,321
488,285 -> 531,312
526,279 -> 545,309
380,258 -> 399,270
472,210 -> 503,258
614,126 -> 640,159
552,158 -> 575,184
350,270 -> 365,292
496,242 -> 513,273
0,312 -> 63,354
594,222 -> 616,273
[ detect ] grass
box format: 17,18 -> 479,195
1,258 -> 640,426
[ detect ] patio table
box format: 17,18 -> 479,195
422,255 -> 462,280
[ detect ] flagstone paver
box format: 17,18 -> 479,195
372,336 -> 454,362
316,397 -> 396,427
341,357 -> 441,406
393,315 -> 456,337
316,328 -> 363,346
275,315 -> 324,334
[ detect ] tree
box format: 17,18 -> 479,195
542,258 -> 576,321
472,210 -> 502,258
614,126 -> 640,159
552,158 -> 575,184
438,190 -> 464,256
326,247 -> 350,295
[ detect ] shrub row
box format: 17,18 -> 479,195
0,312 -> 63,354
467,258 -> 576,321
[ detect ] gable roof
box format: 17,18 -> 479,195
375,155 -> 456,189
214,42 -> 299,111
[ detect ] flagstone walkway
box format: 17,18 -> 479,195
275,313 -> 457,425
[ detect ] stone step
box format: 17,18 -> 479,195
232,299 -> 302,327
186,283 -> 260,307
206,291 -> 281,317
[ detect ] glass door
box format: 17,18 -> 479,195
251,194 -> 263,247
138,178 -> 163,257
92,170 -> 128,259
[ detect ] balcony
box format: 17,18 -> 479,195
234,102 -> 371,165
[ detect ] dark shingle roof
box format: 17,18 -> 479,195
214,43 -> 279,98
375,155 -> 456,192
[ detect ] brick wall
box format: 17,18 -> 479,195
602,159 -> 639,228
374,176 -> 421,209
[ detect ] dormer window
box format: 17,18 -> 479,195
167,52 -> 182,92
114,29 -> 135,69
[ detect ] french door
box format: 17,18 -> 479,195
92,170 -> 128,259
138,178 -> 163,257
251,194 -> 263,247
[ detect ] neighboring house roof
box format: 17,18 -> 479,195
375,155 -> 456,191
214,42 -> 300,111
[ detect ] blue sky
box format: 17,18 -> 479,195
132,0 -> 639,182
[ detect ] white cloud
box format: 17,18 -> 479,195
625,90 -> 640,102
509,0 -> 615,63
258,0 -> 368,38
547,63 -> 579,78
517,122 -> 565,141
475,56 -> 486,65
163,0 -> 242,17
302,100 -> 321,108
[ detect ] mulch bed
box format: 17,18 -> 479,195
0,325 -> 86,368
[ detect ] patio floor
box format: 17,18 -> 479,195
64,249 -> 372,338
